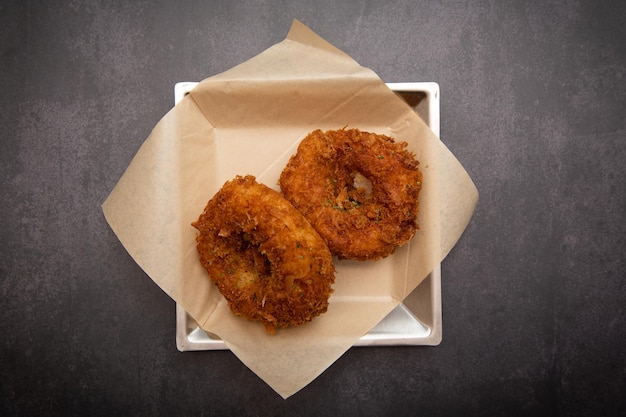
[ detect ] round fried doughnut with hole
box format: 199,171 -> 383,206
279,128 -> 422,261
192,175 -> 335,334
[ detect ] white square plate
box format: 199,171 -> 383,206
174,82 -> 442,350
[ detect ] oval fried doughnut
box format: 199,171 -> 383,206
279,128 -> 422,261
192,175 -> 335,334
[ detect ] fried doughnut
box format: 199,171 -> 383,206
192,175 -> 335,334
279,128 -> 422,261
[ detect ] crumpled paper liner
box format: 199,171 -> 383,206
102,19 -> 478,398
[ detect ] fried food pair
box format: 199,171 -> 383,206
279,128 -> 422,261
192,175 -> 335,334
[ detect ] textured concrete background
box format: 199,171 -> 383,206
1,0 -> 624,416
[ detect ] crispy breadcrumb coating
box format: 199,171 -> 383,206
279,129 -> 422,261
192,175 -> 335,333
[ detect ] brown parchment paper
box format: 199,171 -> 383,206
102,20 -> 478,398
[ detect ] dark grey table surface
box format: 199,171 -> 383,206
1,1 -> 624,416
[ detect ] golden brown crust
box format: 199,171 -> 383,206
192,175 -> 335,334
279,128 -> 422,261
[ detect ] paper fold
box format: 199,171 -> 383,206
102,19 -> 478,398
